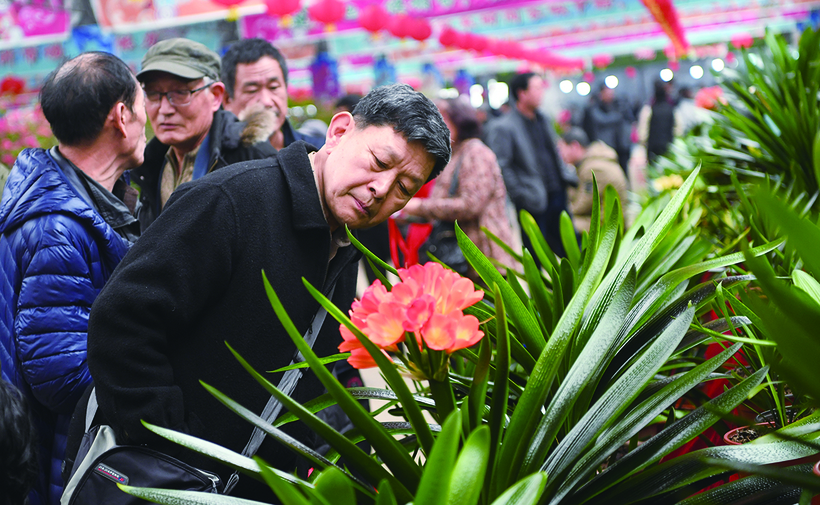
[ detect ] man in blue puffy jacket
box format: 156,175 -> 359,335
0,51 -> 146,505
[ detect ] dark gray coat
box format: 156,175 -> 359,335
87,142 -> 360,500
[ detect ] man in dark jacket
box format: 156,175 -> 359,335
486,72 -> 578,259
86,83 -> 451,500
130,38 -> 276,232
221,38 -> 325,150
0,52 -> 145,505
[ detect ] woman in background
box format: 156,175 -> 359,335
399,96 -> 515,282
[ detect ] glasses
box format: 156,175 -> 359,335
144,82 -> 213,107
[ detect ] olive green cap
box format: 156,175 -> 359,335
137,38 -> 221,82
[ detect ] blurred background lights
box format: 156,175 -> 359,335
576,82 -> 591,96
559,80 -> 574,93
660,68 -> 674,81
605,75 -> 619,89
689,65 -> 704,79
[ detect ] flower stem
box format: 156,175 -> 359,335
429,376 -> 456,422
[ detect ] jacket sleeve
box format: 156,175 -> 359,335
14,215 -> 95,414
486,122 -> 532,210
88,181 -> 239,446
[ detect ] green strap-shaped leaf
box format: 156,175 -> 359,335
493,202 -> 619,493
268,353 -> 350,373
676,463 -> 815,505
346,226 -> 398,280
468,337 -> 492,432
520,269 -> 636,477
414,411 -> 462,505
550,343 -> 742,504
488,283 -> 510,499
376,479 -> 399,505
560,211 -> 581,270
298,276 -> 436,462
447,426 -> 491,505
541,305 -> 696,493
457,222 -> 546,355
314,466 -> 356,505
489,473 -> 547,505
255,456 -> 318,505
118,484 -> 271,505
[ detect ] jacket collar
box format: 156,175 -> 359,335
278,141 -> 330,232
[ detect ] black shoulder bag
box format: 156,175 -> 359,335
419,158 -> 469,275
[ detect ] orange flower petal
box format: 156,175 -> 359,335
449,313 -> 485,351
421,313 -> 457,350
365,302 -> 406,347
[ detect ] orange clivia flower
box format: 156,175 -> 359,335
339,262 -> 485,369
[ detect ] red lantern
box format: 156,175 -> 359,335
266,0 -> 300,17
592,53 -> 614,69
358,4 -> 387,32
730,32 -> 753,49
669,60 -> 680,71
211,0 -> 245,7
386,14 -> 410,39
438,26 -> 459,47
463,33 -> 488,52
408,18 -> 432,41
308,0 -> 345,25
0,76 -> 25,95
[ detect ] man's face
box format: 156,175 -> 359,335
142,73 -> 223,151
600,87 -> 615,103
223,56 -> 288,133
125,83 -> 148,167
319,117 -> 435,231
519,75 -> 545,110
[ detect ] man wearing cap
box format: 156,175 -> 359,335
131,38 -> 276,232
221,38 -> 325,150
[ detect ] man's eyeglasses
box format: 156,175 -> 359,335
144,82 -> 213,107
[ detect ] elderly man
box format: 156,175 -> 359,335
221,38 -> 325,150
0,52 -> 145,505
132,38 -> 276,231
86,83 -> 451,500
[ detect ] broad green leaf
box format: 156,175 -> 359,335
551,343 -> 743,504
521,268 -> 636,477
118,484 -> 271,505
489,473 -> 547,505
457,222 -> 546,355
493,195 -> 619,493
812,122 -> 820,190
573,366 -> 769,504
792,269 -> 820,305
225,343 -> 409,502
488,283 -> 510,497
314,467 -> 356,505
560,211 -> 581,270
375,479 -> 399,505
468,337 -> 492,432
346,226 -> 398,279
268,354 -> 350,373
414,411 -> 462,505
255,456 -> 316,505
447,426 -> 490,505
542,305 -> 695,492
676,464 -> 814,505
754,190 -> 820,278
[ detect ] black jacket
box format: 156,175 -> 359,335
130,109 -> 277,232
86,142 -> 361,499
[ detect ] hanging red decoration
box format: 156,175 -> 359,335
641,0 -> 689,57
386,13 -> 410,39
407,17 -> 432,41
438,26 -> 459,47
308,0 -> 345,25
592,53 -> 614,69
730,32 -> 754,49
211,0 -> 245,7
583,71 -> 595,83
0,76 -> 25,95
669,60 -> 680,71
625,66 -> 638,78
463,33 -> 488,52
358,4 -> 387,32
266,0 -> 300,17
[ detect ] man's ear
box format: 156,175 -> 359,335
208,82 -> 226,112
325,111 -> 354,150
112,102 -> 128,138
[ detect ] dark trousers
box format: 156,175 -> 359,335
518,190 -> 571,264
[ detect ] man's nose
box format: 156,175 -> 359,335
158,95 -> 176,114
368,172 -> 393,200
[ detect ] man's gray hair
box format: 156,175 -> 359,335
352,83 -> 451,181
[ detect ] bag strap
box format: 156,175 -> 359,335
223,284 -> 336,494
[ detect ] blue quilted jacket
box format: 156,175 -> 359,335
0,148 -> 131,505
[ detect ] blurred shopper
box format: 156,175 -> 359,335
399,96 -> 515,282
85,84 -> 450,501
0,52 -> 145,505
486,72 -> 577,259
221,38 -> 325,150
674,86 -> 709,136
582,84 -> 634,176
638,79 -> 677,163
0,380 -> 39,505
132,38 -> 276,232
559,127 -> 627,234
